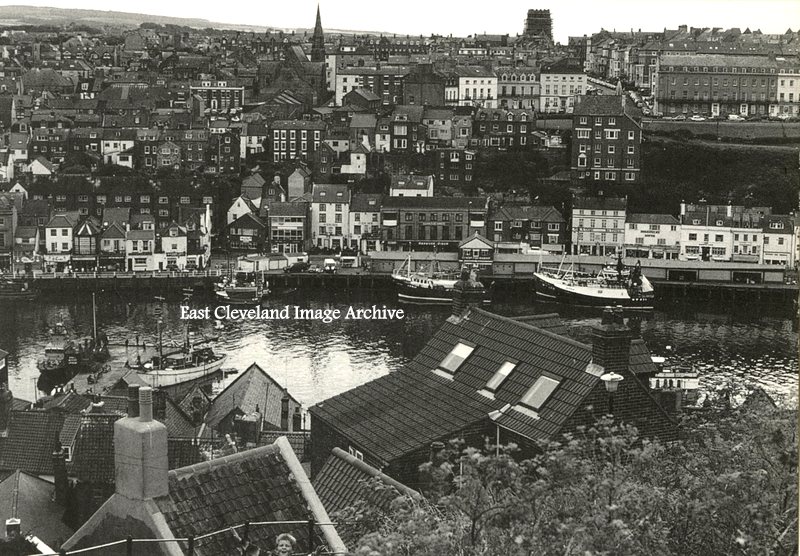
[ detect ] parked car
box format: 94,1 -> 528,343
284,261 -> 310,273
689,115 -> 706,122
307,265 -> 323,273
727,114 -> 745,121
674,114 -> 687,121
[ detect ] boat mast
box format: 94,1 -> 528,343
92,292 -> 97,344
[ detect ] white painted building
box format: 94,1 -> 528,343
453,66 -> 498,108
623,213 -> 681,260
311,183 -> 351,250
761,214 -> 795,267
571,196 -> 627,256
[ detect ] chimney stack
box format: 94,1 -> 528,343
450,268 -> 486,319
280,391 -> 290,431
152,388 -> 167,422
591,307 -> 632,376
127,384 -> 140,417
114,386 -> 168,500
52,447 -> 69,506
0,383 -> 11,438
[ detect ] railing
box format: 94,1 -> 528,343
32,270 -> 224,279
27,519 -> 347,556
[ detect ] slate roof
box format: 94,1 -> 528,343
266,201 -> 308,218
573,196 -> 627,211
314,447 -> 421,516
493,205 -> 565,223
382,196 -> 487,210
312,183 -> 351,204
153,442 -> 330,555
627,213 -> 680,225
573,95 -> 642,120
350,193 -> 383,213
0,470 -> 75,549
390,174 -> 432,190
0,410 -> 66,475
205,363 -> 301,431
229,211 -> 266,230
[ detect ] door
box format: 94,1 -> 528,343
701,246 -> 710,261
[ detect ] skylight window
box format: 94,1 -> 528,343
519,376 -> 559,412
434,342 -> 474,379
483,361 -> 516,395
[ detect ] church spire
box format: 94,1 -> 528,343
311,4 -> 325,62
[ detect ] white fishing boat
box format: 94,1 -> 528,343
533,255 -> 654,308
131,322 -> 226,388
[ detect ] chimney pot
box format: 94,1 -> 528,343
5,518 -> 20,538
139,386 -> 153,422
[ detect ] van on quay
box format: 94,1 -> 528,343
323,259 -> 338,274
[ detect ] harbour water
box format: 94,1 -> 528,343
1,289 -> 796,408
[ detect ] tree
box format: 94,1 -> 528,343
346,403 -> 797,556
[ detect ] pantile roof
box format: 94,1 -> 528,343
311,308 -> 671,464
314,447 -> 421,515
153,440 -> 337,555
0,410 -> 65,475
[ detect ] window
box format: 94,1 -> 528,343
628,131 -> 635,140
519,375 -> 559,411
715,235 -> 723,243
435,342 -> 474,378
483,361 -> 516,395
688,233 -> 697,241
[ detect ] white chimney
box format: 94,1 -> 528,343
726,203 -> 732,218
113,386 -> 168,500
680,201 -> 686,216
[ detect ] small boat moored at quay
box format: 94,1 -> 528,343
391,254 -> 492,304
0,278 -> 37,301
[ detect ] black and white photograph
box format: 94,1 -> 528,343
0,0 -> 797,554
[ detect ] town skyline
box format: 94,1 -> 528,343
3,0 -> 798,43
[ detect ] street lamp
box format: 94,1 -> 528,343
600,372 -> 624,415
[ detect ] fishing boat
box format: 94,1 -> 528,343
391,254 -> 492,304
214,274 -> 269,304
37,294 -> 110,378
0,278 -> 37,301
533,256 -> 654,308
130,323 -> 226,388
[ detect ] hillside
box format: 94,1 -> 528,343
0,5 -> 383,34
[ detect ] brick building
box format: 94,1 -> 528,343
380,196 -> 487,252
654,54 -> 781,118
571,95 -> 643,183
471,108 -> 537,150
270,120 -> 326,162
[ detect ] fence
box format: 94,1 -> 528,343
27,519 -> 347,556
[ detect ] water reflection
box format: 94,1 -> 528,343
0,290 -> 795,407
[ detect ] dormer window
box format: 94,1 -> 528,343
769,222 -> 784,230
480,361 -> 516,398
692,219 -> 701,225
715,220 -> 724,226
515,375 -> 559,418
433,341 -> 474,380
